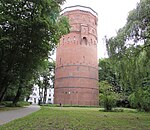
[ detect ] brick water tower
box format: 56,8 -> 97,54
54,5 -> 99,106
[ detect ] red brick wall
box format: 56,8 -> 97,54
54,7 -> 99,106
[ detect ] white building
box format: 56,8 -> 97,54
27,85 -> 54,104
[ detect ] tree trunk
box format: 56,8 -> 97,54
0,79 -> 9,102
0,87 -> 8,102
38,86 -> 41,105
43,87 -> 47,104
13,80 -> 23,105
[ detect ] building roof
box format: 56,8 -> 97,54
61,5 -> 98,17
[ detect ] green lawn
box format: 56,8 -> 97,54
0,107 -> 150,130
0,107 -> 21,112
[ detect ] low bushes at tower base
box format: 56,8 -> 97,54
0,101 -> 30,107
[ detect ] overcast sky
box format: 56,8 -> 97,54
61,0 -> 140,58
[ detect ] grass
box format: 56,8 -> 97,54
0,107 -> 150,130
0,101 -> 30,112
0,107 -> 21,112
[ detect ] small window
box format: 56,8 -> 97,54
74,36 -> 76,41
82,37 -> 87,45
91,39 -> 93,44
34,87 -> 37,91
68,37 -> 70,42
33,93 -> 36,96
34,98 -> 36,103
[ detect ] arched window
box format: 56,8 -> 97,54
82,37 -> 87,45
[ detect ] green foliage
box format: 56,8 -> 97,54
15,101 -> 30,107
0,101 -> 30,107
129,87 -> 150,112
99,81 -> 119,111
0,101 -> 12,106
105,38 -> 150,111
99,58 -> 121,93
0,0 -> 69,103
104,0 -> 150,112
113,108 -> 124,112
126,0 -> 150,42
35,60 -> 55,104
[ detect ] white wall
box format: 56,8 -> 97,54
27,85 -> 54,104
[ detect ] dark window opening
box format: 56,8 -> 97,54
91,39 -> 93,44
68,37 -> 70,42
82,37 -> 87,45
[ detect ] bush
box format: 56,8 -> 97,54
0,101 -> 12,106
113,108 -> 124,112
40,104 -> 59,107
0,101 -> 30,107
100,94 -> 117,111
99,81 -> 119,111
16,101 -> 30,107
129,87 -> 150,112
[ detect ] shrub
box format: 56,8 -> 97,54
113,108 -> 124,112
2,101 -> 30,107
0,101 -> 12,106
99,81 -> 119,111
129,87 -> 150,112
16,101 -> 30,107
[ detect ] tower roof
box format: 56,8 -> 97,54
61,5 -> 98,17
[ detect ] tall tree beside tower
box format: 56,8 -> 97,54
0,0 -> 69,104
101,0 -> 150,111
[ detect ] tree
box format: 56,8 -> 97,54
126,0 -> 150,43
99,58 -> 121,92
0,0 -> 69,104
33,59 -> 55,105
104,0 -> 150,111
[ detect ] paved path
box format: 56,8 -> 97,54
0,105 -> 40,125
